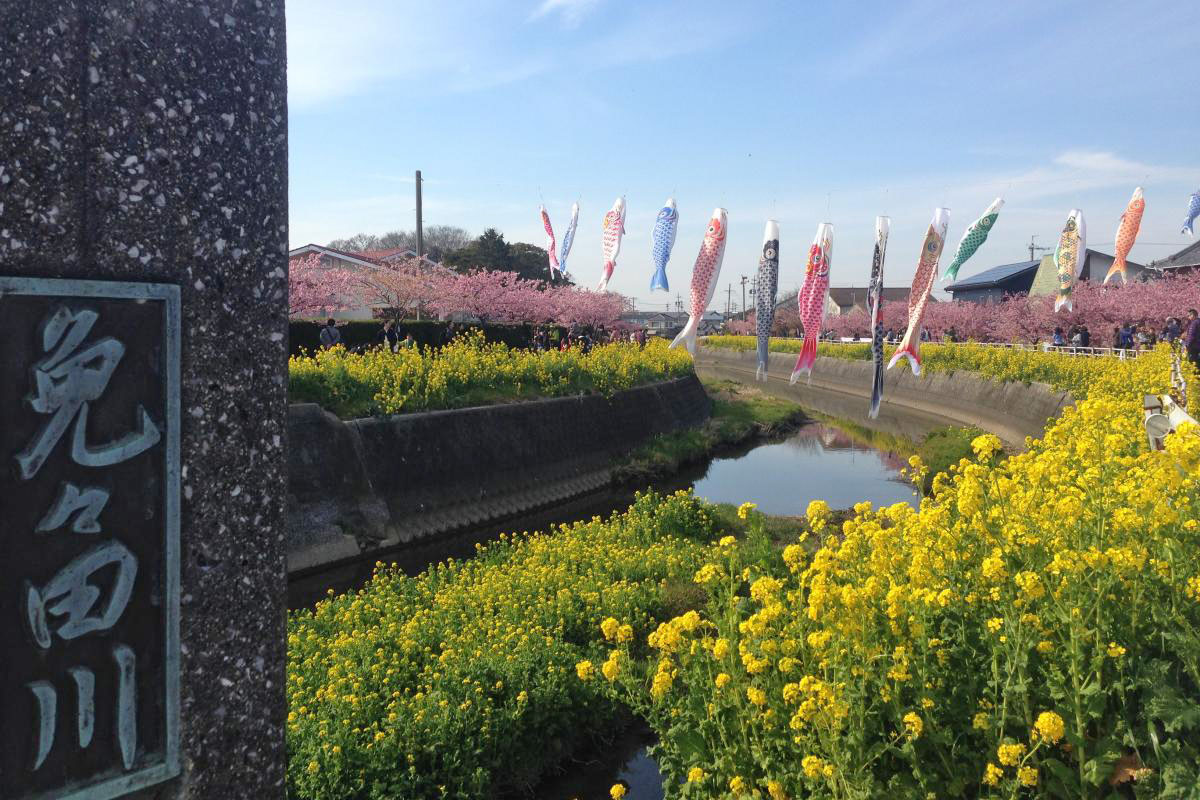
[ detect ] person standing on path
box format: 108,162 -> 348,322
377,320 -> 398,351
1185,309 -> 1200,369
319,318 -> 341,349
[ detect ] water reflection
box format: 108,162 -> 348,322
691,423 -> 917,514
529,723 -> 663,800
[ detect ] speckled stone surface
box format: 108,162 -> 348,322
0,2 -> 288,798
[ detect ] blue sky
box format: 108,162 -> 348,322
287,0 -> 1196,310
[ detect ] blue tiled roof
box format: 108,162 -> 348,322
945,260 -> 1040,291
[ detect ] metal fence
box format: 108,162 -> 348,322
810,338 -> 1147,359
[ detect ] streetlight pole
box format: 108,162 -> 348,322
740,275 -> 748,320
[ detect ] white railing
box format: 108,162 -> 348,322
727,336 -> 1151,359
969,342 -> 1143,359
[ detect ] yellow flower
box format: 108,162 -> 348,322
718,535 -> 737,548
1106,642 -> 1127,658
715,673 -> 731,688
1036,640 -> 1054,654
1018,766 -> 1038,787
903,711 -> 923,739
782,544 -> 806,571
767,779 -> 788,800
616,624 -> 633,643
575,660 -> 594,681
602,652 -> 621,682
750,576 -> 782,603
600,617 -> 620,641
610,783 -> 627,799
973,712 -> 989,730
687,766 -> 706,783
805,500 -> 831,530
971,433 -> 1003,460
712,638 -> 730,659
730,775 -> 747,794
747,687 -> 767,707
983,763 -> 1003,786
998,742 -> 1025,767
1034,711 -> 1065,744
801,755 -> 825,779
737,501 -> 757,520
306,760 -> 320,774
650,668 -> 673,700
987,617 -> 1004,633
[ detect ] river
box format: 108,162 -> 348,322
287,410 -> 922,798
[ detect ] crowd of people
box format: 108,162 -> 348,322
529,324 -> 649,353
1048,309 -> 1200,367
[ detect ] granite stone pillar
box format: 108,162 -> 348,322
0,1 -> 288,798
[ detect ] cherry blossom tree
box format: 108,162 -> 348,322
353,257 -> 451,322
288,253 -> 363,318
425,269 -> 628,328
747,273 -> 1200,344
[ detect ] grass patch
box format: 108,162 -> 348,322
612,380 -> 808,485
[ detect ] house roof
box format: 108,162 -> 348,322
288,244 -> 442,270
358,247 -> 418,262
945,260 -> 1041,291
1150,239 -> 1200,271
288,243 -> 383,269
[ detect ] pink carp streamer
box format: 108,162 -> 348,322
540,205 -> 560,278
669,208 -> 728,356
789,223 -> 833,384
1104,187 -> 1144,285
888,208 -> 949,376
597,197 -> 626,291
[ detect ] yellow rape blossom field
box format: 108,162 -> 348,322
288,343 -> 1200,799
703,335 -> 1151,401
288,329 -> 694,418
588,345 -> 1200,798
287,491 -> 719,799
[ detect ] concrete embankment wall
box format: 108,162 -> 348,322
287,375 -> 711,573
697,346 -> 1073,449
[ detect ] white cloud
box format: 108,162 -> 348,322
286,0 -> 744,107
528,0 -> 602,27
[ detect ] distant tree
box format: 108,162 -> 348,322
327,225 -> 470,263
422,225 -> 471,261
445,229 -> 571,284
509,241 -> 565,282
324,232 -> 391,252
446,228 -> 511,272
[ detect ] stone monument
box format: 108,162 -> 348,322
0,2 -> 288,798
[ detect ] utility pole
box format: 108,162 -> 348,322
1028,234 -> 1051,263
740,275 -> 748,320
725,283 -> 733,315
674,293 -> 683,313
415,169 -> 424,258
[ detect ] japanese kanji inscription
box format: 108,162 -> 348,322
0,277 -> 180,800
